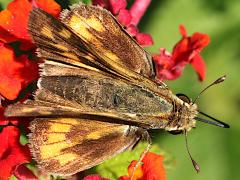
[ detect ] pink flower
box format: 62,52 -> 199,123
83,174 -> 109,180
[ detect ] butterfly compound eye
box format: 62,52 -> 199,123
176,93 -> 191,104
168,130 -> 183,135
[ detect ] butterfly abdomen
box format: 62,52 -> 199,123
39,75 -> 173,116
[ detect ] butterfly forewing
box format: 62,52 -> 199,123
60,4 -> 155,78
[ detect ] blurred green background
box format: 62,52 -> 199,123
1,0 -> 239,179
143,1 -> 240,180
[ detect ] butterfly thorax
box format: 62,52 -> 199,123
165,96 -> 198,132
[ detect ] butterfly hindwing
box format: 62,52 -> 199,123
29,117 -> 140,175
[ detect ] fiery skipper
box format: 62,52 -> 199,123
5,3 -> 229,176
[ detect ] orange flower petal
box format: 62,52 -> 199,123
34,0 -> 61,17
0,10 -> 19,43
0,43 -> 38,100
119,152 -> 166,180
128,160 -> 144,180
0,0 -> 61,43
142,152 -> 166,180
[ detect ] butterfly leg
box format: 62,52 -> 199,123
130,130 -> 152,180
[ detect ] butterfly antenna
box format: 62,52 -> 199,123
195,112 -> 230,128
193,75 -> 226,104
184,130 -> 200,173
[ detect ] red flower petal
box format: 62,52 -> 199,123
109,0 -> 127,15
153,49 -> 180,81
0,0 -> 61,44
141,152 -> 166,180
0,106 -> 9,125
191,54 -> 206,81
172,26 -> 210,64
179,24 -> 187,37
118,176 -> 129,180
127,160 -> 144,180
32,0 -> 61,17
0,126 -> 31,180
117,9 -> 132,27
0,43 -> 38,100
126,24 -> 139,36
135,33 -> 154,46
118,161 -> 142,180
129,0 -> 151,26
190,32 -> 210,52
153,25 -> 210,81
0,11 -> 19,43
119,152 -> 166,180
5,0 -> 32,41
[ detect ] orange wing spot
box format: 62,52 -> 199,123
104,51 -> 119,61
85,16 -> 105,32
40,141 -> 75,159
69,15 -> 94,40
51,43 -> 69,51
52,118 -> 80,125
47,133 -> 66,143
59,29 -> 72,38
48,122 -> 72,132
53,153 -> 78,166
41,26 -> 54,39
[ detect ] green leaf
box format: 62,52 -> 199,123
87,141 -> 172,179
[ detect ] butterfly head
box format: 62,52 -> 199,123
166,93 -> 198,134
167,75 -> 230,134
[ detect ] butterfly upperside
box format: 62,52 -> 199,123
4,3 -> 198,176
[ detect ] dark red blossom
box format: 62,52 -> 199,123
153,25 -> 210,81
0,126 -> 31,180
93,0 -> 153,46
119,152 -> 166,180
13,164 -> 38,180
